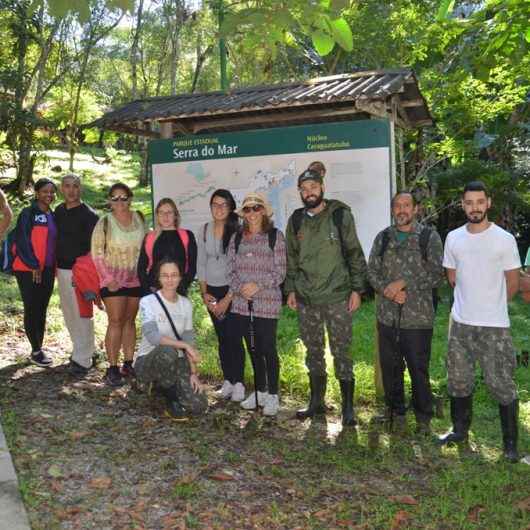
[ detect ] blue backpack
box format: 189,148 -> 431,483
0,229 -> 16,275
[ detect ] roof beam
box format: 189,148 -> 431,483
188,105 -> 363,134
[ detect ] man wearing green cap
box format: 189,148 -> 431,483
285,162 -> 367,426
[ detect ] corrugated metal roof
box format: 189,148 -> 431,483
88,69 -> 432,136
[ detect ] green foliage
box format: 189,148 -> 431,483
221,0 -> 355,59
34,0 -> 133,21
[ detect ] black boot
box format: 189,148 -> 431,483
438,396 -> 472,445
296,374 -> 327,419
499,399 -> 519,463
339,380 -> 356,427
162,385 -> 186,419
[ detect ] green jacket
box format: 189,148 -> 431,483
367,222 -> 444,329
284,199 -> 367,305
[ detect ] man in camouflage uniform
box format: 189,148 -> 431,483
285,163 -> 367,426
368,191 -> 444,433
440,181 -> 521,462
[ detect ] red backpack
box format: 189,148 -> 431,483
144,229 -> 190,273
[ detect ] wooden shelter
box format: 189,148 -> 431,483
88,68 -> 432,139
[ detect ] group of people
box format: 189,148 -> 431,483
1,163 -> 529,463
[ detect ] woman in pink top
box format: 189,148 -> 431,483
91,182 -> 146,386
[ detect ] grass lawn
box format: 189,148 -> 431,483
0,147 -> 529,529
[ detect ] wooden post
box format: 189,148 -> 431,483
159,122 -> 173,139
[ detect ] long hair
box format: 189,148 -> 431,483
155,197 -> 181,229
210,189 -> 239,253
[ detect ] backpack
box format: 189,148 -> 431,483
234,227 -> 279,254
379,226 -> 439,312
0,229 -> 16,275
145,228 -> 190,273
291,206 -> 349,270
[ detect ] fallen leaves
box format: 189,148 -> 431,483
467,504 -> 486,522
389,495 -> 419,506
209,470 -> 236,481
391,510 -> 411,529
516,496 -> 530,513
69,431 -> 90,441
47,464 -> 63,478
88,476 -> 112,489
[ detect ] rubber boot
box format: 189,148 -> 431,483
162,385 -> 186,419
339,380 -> 356,427
499,399 -> 519,463
296,374 -> 327,419
438,396 -> 472,445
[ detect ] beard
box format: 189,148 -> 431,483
302,190 -> 324,209
395,213 -> 413,227
466,210 -> 487,224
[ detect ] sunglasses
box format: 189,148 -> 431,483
242,205 -> 264,213
110,195 -> 129,202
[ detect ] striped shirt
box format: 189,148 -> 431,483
227,230 -> 286,319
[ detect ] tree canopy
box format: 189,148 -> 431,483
0,0 -> 528,242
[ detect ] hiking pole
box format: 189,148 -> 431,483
389,302 -> 403,433
247,300 -> 259,412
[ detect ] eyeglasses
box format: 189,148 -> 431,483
160,273 -> 180,280
211,202 -> 229,210
110,195 -> 129,202
242,205 -> 264,213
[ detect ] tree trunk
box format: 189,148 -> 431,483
16,124 -> 36,195
130,0 -> 145,100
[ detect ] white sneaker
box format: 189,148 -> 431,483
263,394 -> 279,416
218,380 -> 233,399
230,382 -> 245,402
240,391 -> 269,410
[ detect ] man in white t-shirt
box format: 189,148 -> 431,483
440,181 -> 521,462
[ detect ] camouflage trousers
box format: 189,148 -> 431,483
135,345 -> 208,415
447,321 -> 517,405
298,299 -> 353,380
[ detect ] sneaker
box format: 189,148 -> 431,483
241,391 -> 269,410
105,366 -> 124,387
121,360 -> 136,378
31,350 -> 52,367
230,382 -> 245,402
263,394 -> 280,416
218,380 -> 233,399
68,359 -> 89,377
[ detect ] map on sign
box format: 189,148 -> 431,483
149,120 -> 395,255
152,150 -> 390,257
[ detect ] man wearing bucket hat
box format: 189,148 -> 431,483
285,162 -> 368,426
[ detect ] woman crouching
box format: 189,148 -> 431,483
134,259 -> 207,418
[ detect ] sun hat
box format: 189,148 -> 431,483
236,192 -> 273,217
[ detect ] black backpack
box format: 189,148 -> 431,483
379,226 -> 439,312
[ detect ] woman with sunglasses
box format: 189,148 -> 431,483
197,189 -> 245,401
91,182 -> 146,386
135,258 -> 207,418
227,192 -> 286,416
12,178 -> 57,367
137,198 -> 197,297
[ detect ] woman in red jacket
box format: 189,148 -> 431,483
13,178 -> 57,367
